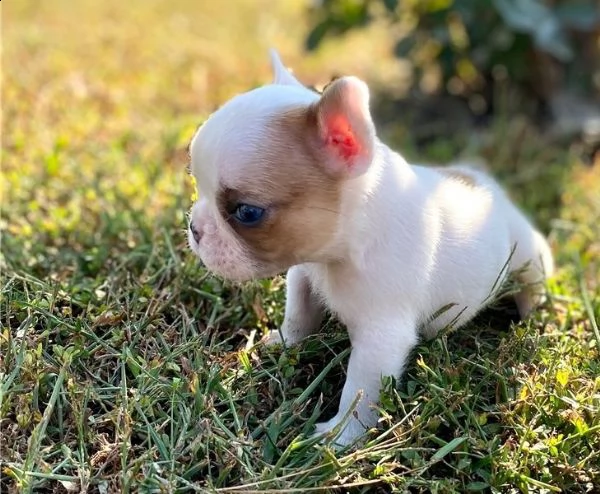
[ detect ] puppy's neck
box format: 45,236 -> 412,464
325,142 -> 413,267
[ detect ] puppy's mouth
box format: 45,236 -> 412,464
201,256 -> 288,283
187,223 -> 290,282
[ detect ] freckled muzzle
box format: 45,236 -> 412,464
187,199 -> 263,281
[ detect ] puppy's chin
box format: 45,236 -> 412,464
188,228 -> 288,282
197,255 -> 287,283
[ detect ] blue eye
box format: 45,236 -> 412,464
232,204 -> 265,226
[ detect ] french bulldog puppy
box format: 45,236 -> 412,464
187,50 -> 554,446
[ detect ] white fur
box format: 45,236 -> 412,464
275,152 -> 553,445
189,50 -> 554,447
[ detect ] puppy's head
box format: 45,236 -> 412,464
188,50 -> 376,281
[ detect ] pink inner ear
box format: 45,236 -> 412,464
324,115 -> 361,162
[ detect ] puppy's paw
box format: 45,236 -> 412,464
262,327 -> 308,347
262,329 -> 284,347
312,414 -> 366,449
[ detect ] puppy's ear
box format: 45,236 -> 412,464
314,76 -> 375,178
270,49 -> 304,87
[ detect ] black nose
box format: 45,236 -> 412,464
189,221 -> 201,243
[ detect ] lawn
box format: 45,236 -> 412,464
1,1 -> 599,493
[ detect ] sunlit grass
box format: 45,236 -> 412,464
2,1 -> 599,492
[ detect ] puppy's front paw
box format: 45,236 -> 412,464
262,326 -> 308,347
262,329 -> 284,347
312,414 -> 367,448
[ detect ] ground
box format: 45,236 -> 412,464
1,1 -> 599,493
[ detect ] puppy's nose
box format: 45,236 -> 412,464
189,221 -> 202,243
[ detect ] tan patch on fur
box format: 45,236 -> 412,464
433,167 -> 478,187
216,106 -> 343,271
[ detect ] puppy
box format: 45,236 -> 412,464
187,50 -> 554,446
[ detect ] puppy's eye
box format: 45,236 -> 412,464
232,204 -> 265,226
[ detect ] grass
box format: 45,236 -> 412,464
2,1 -> 599,492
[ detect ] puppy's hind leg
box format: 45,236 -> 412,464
264,265 -> 324,346
511,229 -> 554,319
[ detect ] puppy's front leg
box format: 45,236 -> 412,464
264,265 -> 324,346
314,317 -> 418,446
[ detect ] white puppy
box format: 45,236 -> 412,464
188,50 -> 554,446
